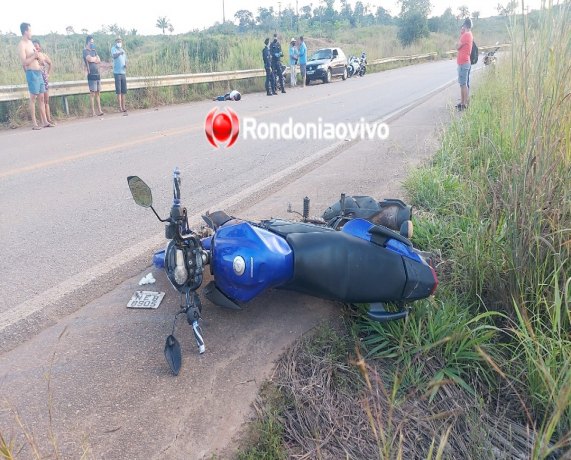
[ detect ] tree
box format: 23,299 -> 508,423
340,0 -> 353,22
458,5 -> 470,20
497,1 -> 518,16
397,0 -> 431,46
168,24 -> 174,34
280,7 -> 297,30
354,1 -> 365,25
376,6 -> 392,25
235,9 -> 255,31
472,11 -> 480,20
130,28 -> 138,36
323,0 -> 336,22
65,26 -> 75,34
431,7 -> 458,34
399,0 -> 430,17
107,23 -> 120,34
81,28 -> 88,35
156,17 -> 170,34
256,7 -> 275,32
300,5 -> 312,20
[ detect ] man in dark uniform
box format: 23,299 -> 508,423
263,38 -> 276,96
270,33 -> 286,94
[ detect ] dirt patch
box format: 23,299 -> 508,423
238,323 -> 538,459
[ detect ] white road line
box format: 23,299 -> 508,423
0,78 -> 457,333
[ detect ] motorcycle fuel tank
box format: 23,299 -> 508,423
211,221 -> 294,302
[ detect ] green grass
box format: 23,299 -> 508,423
239,4 -> 570,458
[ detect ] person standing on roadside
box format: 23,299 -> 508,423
298,36 -> 307,87
83,35 -> 104,117
263,37 -> 276,96
32,39 -> 55,126
17,23 -> 52,130
111,36 -> 128,114
289,38 -> 298,87
270,33 -> 286,94
455,18 -> 473,111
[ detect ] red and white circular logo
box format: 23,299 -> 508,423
205,107 -> 240,148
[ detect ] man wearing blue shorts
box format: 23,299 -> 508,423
17,22 -> 52,130
111,36 -> 128,114
455,18 -> 473,110
83,35 -> 104,117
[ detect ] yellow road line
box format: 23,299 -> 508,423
0,76 -> 401,179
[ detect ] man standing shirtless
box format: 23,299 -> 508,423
18,23 -> 52,130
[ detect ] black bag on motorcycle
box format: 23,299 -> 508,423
322,195 -> 412,232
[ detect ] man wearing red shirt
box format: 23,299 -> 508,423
456,18 -> 473,110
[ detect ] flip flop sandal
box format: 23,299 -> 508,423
32,125 -> 42,130
97,112 -> 104,116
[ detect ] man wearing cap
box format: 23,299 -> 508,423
111,36 -> 128,114
298,36 -> 307,87
288,38 -> 298,88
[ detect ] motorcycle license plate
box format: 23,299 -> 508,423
127,290 -> 165,309
307,70 -> 315,74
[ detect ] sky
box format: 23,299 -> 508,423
2,0 -> 546,36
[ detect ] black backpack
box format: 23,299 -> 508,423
470,41 -> 479,65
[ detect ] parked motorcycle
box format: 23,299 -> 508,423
127,169 -> 438,375
347,55 -> 360,78
358,51 -> 367,76
484,43 -> 500,66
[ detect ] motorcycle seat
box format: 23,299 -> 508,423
283,230 -> 406,303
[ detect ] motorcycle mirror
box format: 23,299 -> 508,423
164,334 -> 182,375
127,176 -> 153,208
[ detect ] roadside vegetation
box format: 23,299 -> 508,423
238,3 -> 570,459
0,3 -> 512,126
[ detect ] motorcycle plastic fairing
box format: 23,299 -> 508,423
211,221 -> 294,302
341,219 -> 416,254
153,249 -> 166,269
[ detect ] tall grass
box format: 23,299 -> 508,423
232,4 -> 569,458
362,1 -> 570,452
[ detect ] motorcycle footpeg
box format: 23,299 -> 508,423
204,281 -> 241,310
367,303 -> 408,322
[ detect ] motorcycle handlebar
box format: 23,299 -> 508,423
173,167 -> 181,202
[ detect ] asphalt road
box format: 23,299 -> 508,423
0,59 -> 456,346
0,61 -> 461,459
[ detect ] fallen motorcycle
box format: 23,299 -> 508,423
127,169 -> 438,375
484,43 -> 500,66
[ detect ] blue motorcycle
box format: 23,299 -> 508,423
127,169 -> 438,375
